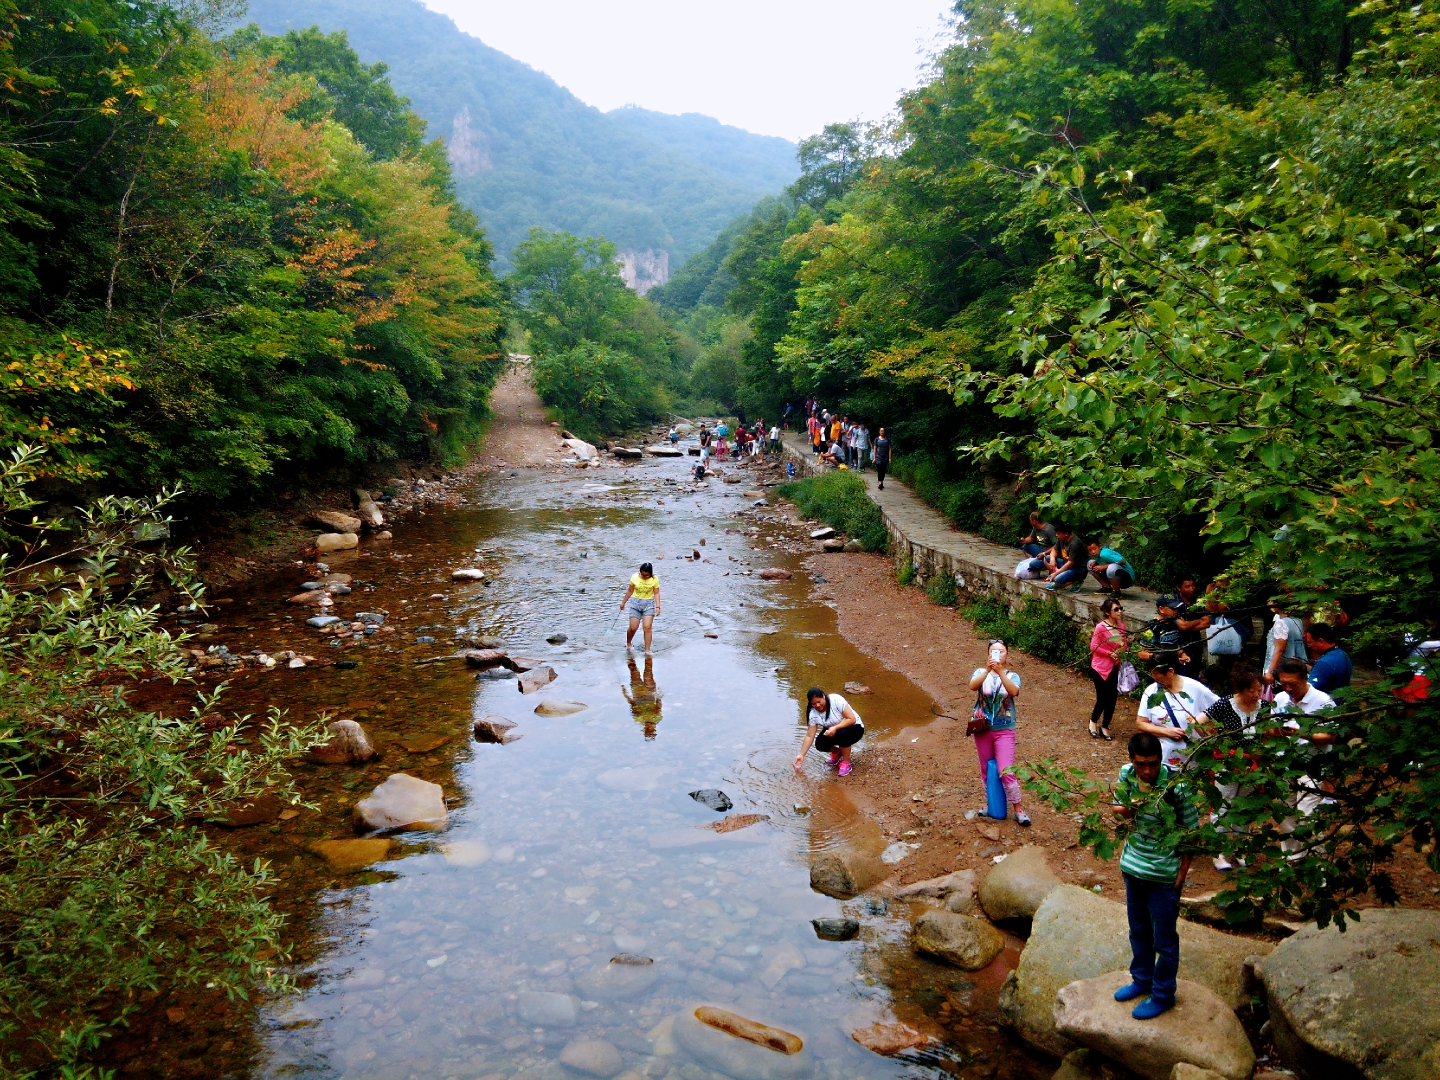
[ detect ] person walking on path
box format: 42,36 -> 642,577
1111,731 -> 1198,1020
968,641 -> 1031,825
620,562 -> 661,653
873,428 -> 891,489
793,687 -> 864,776
1088,597 -> 1127,740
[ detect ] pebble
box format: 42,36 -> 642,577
416,635 -> 435,644
306,615 -> 341,628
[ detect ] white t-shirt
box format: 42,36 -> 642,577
1273,685 -> 1335,758
769,426 -> 779,440
1138,677 -> 1219,766
808,693 -> 862,731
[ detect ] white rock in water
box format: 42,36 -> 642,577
517,990 -> 578,1027
809,526 -> 836,540
534,698 -> 586,716
440,839 -> 491,866
352,773 -> 447,831
558,1038 -> 624,1077
451,568 -> 485,581
315,532 -> 359,553
306,615 -> 341,628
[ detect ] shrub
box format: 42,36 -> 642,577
777,471 -> 888,551
926,569 -> 958,607
0,446 -> 325,1072
961,595 -> 1087,669
890,453 -> 989,532
896,557 -> 916,586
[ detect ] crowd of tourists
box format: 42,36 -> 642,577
797,399 -> 893,488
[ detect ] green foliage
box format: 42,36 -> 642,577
0,2 -> 504,505
777,471 -> 888,552
925,569 -> 958,608
889,455 -> 989,533
509,228 -> 684,437
895,556 -> 916,587
963,595 -> 1088,669
0,446 -> 325,1071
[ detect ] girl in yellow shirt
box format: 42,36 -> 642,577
620,562 -> 661,653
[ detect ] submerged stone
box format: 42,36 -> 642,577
689,788 -> 733,812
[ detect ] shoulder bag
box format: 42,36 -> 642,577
966,688 -> 990,737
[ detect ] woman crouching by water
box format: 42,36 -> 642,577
793,687 -> 864,776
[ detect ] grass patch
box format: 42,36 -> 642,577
926,569 -> 959,607
963,595 -> 1088,669
777,471 -> 888,552
896,557 -> 916,586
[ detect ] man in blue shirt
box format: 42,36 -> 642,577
1305,623 -> 1352,691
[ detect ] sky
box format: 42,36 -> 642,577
418,0 -> 957,142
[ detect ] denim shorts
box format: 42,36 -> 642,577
628,598 -> 655,619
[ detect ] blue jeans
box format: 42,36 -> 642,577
1052,566 -> 1084,585
1124,873 -> 1181,1005
1021,542 -> 1048,557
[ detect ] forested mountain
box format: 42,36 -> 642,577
242,0 -> 797,272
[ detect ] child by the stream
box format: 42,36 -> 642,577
1111,731 -> 1197,1019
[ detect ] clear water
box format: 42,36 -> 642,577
202,461 -> 1048,1080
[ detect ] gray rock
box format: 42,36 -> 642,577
809,527 -> 836,540
999,885 -> 1269,1056
1053,1048 -> 1109,1080
310,719 -> 376,764
352,773 -> 446,831
463,634 -> 504,649
415,635 -> 435,644
979,845 -> 1063,920
821,537 -> 846,552
843,539 -> 864,553
517,990 -> 578,1028
451,568 -> 485,581
356,499 -> 384,528
1171,1066 -> 1231,1080
463,648 -> 511,669
573,958 -> 659,1001
355,612 -> 385,625
546,632 -> 568,644
1257,908 -> 1440,1080
558,1038 -> 623,1077
306,615 -> 341,628
811,918 -> 859,941
518,665 -> 558,694
1053,971 -> 1255,1080
670,1006 -> 813,1080
809,849 -> 888,899
689,788 -> 733,812
472,715 -> 521,744
913,910 -> 1006,970
896,868 -> 978,914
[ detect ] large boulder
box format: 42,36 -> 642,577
311,837 -> 394,872
308,510 -> 362,533
913,910 -> 1005,970
518,665 -> 557,694
352,773 -> 447,831
999,885 -> 1269,1056
473,715 -> 521,744
809,849 -> 888,899
896,868 -> 978,913
1053,971 -> 1255,1080
315,531 -> 359,553
309,719 -> 376,764
1257,908 -> 1440,1080
355,499 -> 385,528
979,845 -> 1062,921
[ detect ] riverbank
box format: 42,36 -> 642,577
805,548 -> 1440,912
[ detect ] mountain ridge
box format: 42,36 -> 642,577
241,0 -> 797,273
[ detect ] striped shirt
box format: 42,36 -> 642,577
1115,763 -> 1198,883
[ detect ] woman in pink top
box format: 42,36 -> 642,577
1088,596 -> 1127,740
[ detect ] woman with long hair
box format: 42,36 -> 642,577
1088,596 -> 1128,739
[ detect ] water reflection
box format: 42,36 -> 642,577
622,654 -> 662,740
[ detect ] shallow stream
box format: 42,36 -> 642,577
188,457 -> 1052,1080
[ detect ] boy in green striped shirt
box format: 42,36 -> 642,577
1110,730 -> 1197,1019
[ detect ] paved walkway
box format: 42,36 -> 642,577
781,432 -> 1160,627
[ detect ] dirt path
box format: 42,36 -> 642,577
474,362 -> 566,469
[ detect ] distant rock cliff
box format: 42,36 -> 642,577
617,249 -> 670,295
447,107 -> 492,176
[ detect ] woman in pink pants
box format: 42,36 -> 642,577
968,640 -> 1030,826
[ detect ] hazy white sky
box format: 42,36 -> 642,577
418,0 -> 957,141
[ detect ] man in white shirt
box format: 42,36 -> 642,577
1135,654 -> 1219,769
1269,657 -> 1337,858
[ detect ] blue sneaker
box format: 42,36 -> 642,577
1113,982 -> 1149,1003
1131,997 -> 1175,1020
1043,582 -> 1059,591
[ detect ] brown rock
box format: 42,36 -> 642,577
517,665 -> 557,694
312,837 -> 394,872
850,1021 -> 930,1055
534,698 -> 587,716
895,868 -> 978,914
473,715 -> 520,743
288,590 -> 333,607
704,813 -> 769,833
913,910 -> 1006,970
352,773 -> 446,831
842,681 -> 872,694
315,531 -> 359,553
509,655 -> 545,672
399,733 -> 449,753
759,567 -> 793,580
309,719 -> 376,764
307,510 -> 362,533
463,648 -> 511,669
810,849 -> 889,899
694,1006 -> 803,1054
355,500 -> 385,528
558,1038 -> 623,1078
979,844 -> 1063,920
